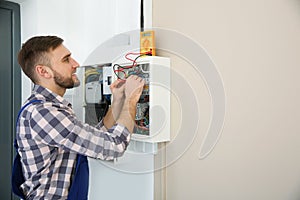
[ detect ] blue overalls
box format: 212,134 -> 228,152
11,100 -> 89,200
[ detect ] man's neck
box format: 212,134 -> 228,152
37,82 -> 66,97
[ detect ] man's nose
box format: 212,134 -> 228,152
70,57 -> 79,68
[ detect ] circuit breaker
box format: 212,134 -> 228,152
78,64 -> 111,126
110,56 -> 171,143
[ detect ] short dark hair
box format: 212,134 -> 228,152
18,36 -> 64,83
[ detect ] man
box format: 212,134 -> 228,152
15,36 -> 144,199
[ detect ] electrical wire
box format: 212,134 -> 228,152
113,50 -> 152,80
112,50 -> 152,132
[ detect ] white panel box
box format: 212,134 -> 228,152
103,66 -> 113,95
113,56 -> 170,143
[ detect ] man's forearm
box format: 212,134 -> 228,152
104,75 -> 144,132
103,99 -> 124,129
103,98 -> 137,132
116,99 -> 137,133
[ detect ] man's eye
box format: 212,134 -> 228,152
64,57 -> 70,63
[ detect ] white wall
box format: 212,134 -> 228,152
153,0 -> 300,200
16,0 -> 155,200
20,0 -> 141,102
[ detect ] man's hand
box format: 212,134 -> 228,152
115,75 -> 145,133
110,79 -> 125,103
104,75 -> 145,132
124,75 -> 145,104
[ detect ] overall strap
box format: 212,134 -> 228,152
13,99 -> 89,200
14,99 -> 42,149
12,99 -> 42,199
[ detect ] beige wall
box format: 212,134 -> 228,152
153,0 -> 300,199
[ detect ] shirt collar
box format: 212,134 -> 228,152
32,85 -> 72,107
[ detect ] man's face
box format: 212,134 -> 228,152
49,44 -> 80,88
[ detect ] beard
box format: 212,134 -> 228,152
52,69 -> 80,89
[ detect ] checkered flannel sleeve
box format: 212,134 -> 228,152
29,102 -> 131,160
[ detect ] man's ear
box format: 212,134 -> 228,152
35,65 -> 53,79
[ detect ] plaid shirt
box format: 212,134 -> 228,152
17,85 -> 130,199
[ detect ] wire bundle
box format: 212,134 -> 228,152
113,50 -> 152,80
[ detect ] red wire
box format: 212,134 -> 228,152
125,52 -> 140,62
125,50 -> 152,62
114,50 -> 152,80
114,69 -> 126,80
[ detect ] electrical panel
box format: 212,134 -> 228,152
77,56 -> 170,143
110,56 -> 170,143
80,64 -> 111,126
